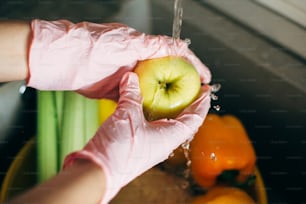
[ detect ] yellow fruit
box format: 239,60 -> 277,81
192,186 -> 256,204
98,99 -> 117,124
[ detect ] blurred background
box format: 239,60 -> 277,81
0,0 -> 305,203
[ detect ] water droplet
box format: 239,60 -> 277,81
181,141 -> 190,150
210,83 -> 222,93
186,160 -> 191,167
213,105 -> 221,111
210,93 -> 218,100
183,168 -> 191,179
180,180 -> 190,189
210,153 -> 217,161
180,140 -> 192,175
19,85 -> 26,94
169,152 -> 175,158
184,38 -> 191,45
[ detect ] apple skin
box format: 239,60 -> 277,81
134,56 -> 201,121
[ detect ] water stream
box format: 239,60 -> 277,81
171,0 -> 222,184
172,0 -> 184,40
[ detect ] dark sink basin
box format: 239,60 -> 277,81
0,82 -> 36,184
150,0 -> 306,203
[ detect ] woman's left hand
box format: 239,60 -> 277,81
27,19 -> 211,100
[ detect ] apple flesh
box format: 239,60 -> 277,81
134,56 -> 201,121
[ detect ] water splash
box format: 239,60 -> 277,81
181,141 -> 190,163
210,83 -> 222,111
181,140 -> 190,151
210,93 -> 218,101
213,105 -> 221,111
210,83 -> 221,93
181,140 -> 192,180
184,38 -> 191,45
169,152 -> 175,158
19,84 -> 27,94
210,152 -> 217,161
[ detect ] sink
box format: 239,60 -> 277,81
149,0 -> 306,203
0,82 -> 36,185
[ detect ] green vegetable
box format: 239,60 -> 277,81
84,98 -> 99,143
37,90 -> 99,182
59,91 -> 86,166
55,91 -> 64,129
37,91 -> 59,182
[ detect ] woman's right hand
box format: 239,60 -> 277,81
63,72 -> 211,204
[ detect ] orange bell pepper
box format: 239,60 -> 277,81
192,186 -> 256,204
190,114 -> 256,189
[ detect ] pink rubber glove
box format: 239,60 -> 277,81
63,72 -> 211,204
28,19 -> 211,99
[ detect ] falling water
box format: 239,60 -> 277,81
210,83 -> 222,93
172,0 -> 184,41
211,83 -> 222,111
180,140 -> 191,189
170,0 -> 223,190
175,82 -> 222,190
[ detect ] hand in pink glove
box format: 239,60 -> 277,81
63,72 -> 211,204
28,19 -> 211,99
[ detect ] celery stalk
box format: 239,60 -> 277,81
59,91 -> 86,166
55,91 -> 64,129
37,91 -> 58,182
54,91 -> 64,170
84,98 -> 99,143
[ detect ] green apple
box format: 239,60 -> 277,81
134,56 -> 201,121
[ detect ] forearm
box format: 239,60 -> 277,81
9,159 -> 106,204
0,21 -> 31,82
